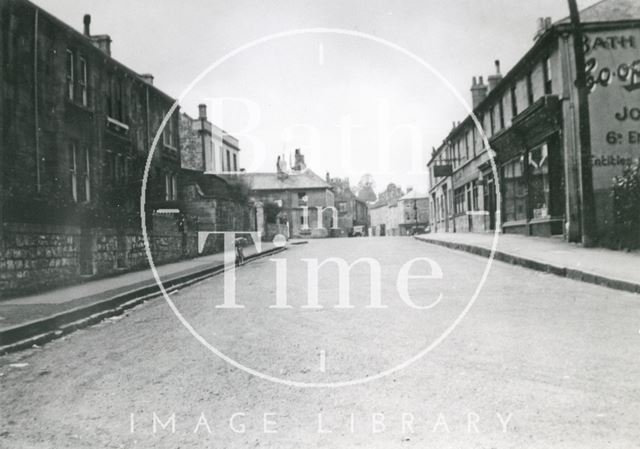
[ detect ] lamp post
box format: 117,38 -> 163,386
568,0 -> 597,246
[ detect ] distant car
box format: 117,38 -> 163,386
409,225 -> 430,236
351,225 -> 365,237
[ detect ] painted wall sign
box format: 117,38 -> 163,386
584,30 -> 640,192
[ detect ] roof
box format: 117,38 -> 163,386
223,169 -> 331,191
400,190 -> 428,201
557,0 -> 640,24
428,0 -> 640,167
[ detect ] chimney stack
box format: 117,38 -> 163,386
471,75 -> 488,109
488,59 -> 503,91
198,103 -> 207,120
534,16 -> 553,40
83,14 -> 91,36
91,35 -> 112,56
293,148 -> 306,171
139,73 -> 154,85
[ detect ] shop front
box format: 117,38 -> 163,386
492,96 -> 566,237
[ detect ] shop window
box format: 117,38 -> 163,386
454,187 -> 466,215
502,157 -> 527,222
528,144 -> 550,218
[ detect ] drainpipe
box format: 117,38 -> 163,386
34,8 -> 41,192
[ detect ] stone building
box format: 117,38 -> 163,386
0,0 -> 185,296
179,104 -> 255,251
223,150 -> 336,239
397,190 -> 430,235
328,176 -> 369,237
428,0 -> 640,242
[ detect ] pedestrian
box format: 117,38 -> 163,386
235,236 -> 245,266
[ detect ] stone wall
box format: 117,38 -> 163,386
0,217 -> 199,298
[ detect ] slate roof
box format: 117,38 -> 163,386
557,0 -> 640,24
223,169 -> 331,191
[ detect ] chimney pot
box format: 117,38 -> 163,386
544,17 -> 552,28
83,14 -> 91,36
139,73 -> 154,85
479,76 -> 484,85
495,59 -> 501,74
472,76 -> 477,86
198,103 -> 207,119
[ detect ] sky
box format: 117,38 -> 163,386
33,0 -> 601,194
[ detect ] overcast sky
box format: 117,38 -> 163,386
34,0 -> 600,193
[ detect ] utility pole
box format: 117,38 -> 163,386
568,0 -> 597,247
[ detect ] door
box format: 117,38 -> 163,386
485,178 -> 497,231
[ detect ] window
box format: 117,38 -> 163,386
528,144 -> 550,218
337,201 -> 347,213
163,112 -> 175,147
454,187 -> 466,215
66,49 -> 74,100
79,57 -> 88,106
464,132 -> 470,161
499,97 -> 505,129
502,156 -> 527,222
298,192 -> 308,205
510,84 -> 518,117
226,150 -> 231,172
69,143 -> 77,201
543,57 -> 552,95
526,71 -> 534,106
471,127 -> 476,157
164,172 -> 178,201
472,181 -> 479,211
82,147 -> 90,202
233,153 -> 237,172
489,106 -> 495,135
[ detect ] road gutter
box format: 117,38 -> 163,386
0,246 -> 286,355
414,236 -> 640,295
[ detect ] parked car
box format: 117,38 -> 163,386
409,225 -> 430,235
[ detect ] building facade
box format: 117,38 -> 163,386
329,176 -> 369,237
223,150 -> 336,239
0,0 -> 186,295
427,0 -> 640,243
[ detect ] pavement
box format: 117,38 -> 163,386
1,237 -> 639,448
0,241 -> 284,353
415,232 -> 640,294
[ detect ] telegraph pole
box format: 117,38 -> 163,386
568,0 -> 597,246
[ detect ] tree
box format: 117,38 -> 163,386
355,174 -> 377,202
378,183 -> 404,203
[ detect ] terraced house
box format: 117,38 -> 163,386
427,0 -> 640,243
0,0 -> 184,295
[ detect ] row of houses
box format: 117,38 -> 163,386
369,190 -> 430,237
427,0 -> 640,245
0,0 -> 253,296
0,0 -> 374,296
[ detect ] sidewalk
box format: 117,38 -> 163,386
0,241 -> 283,353
415,232 -> 640,294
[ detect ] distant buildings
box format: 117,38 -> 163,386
369,190 -> 429,236
427,0 -> 640,243
222,150 -> 336,239
328,177 -> 369,237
